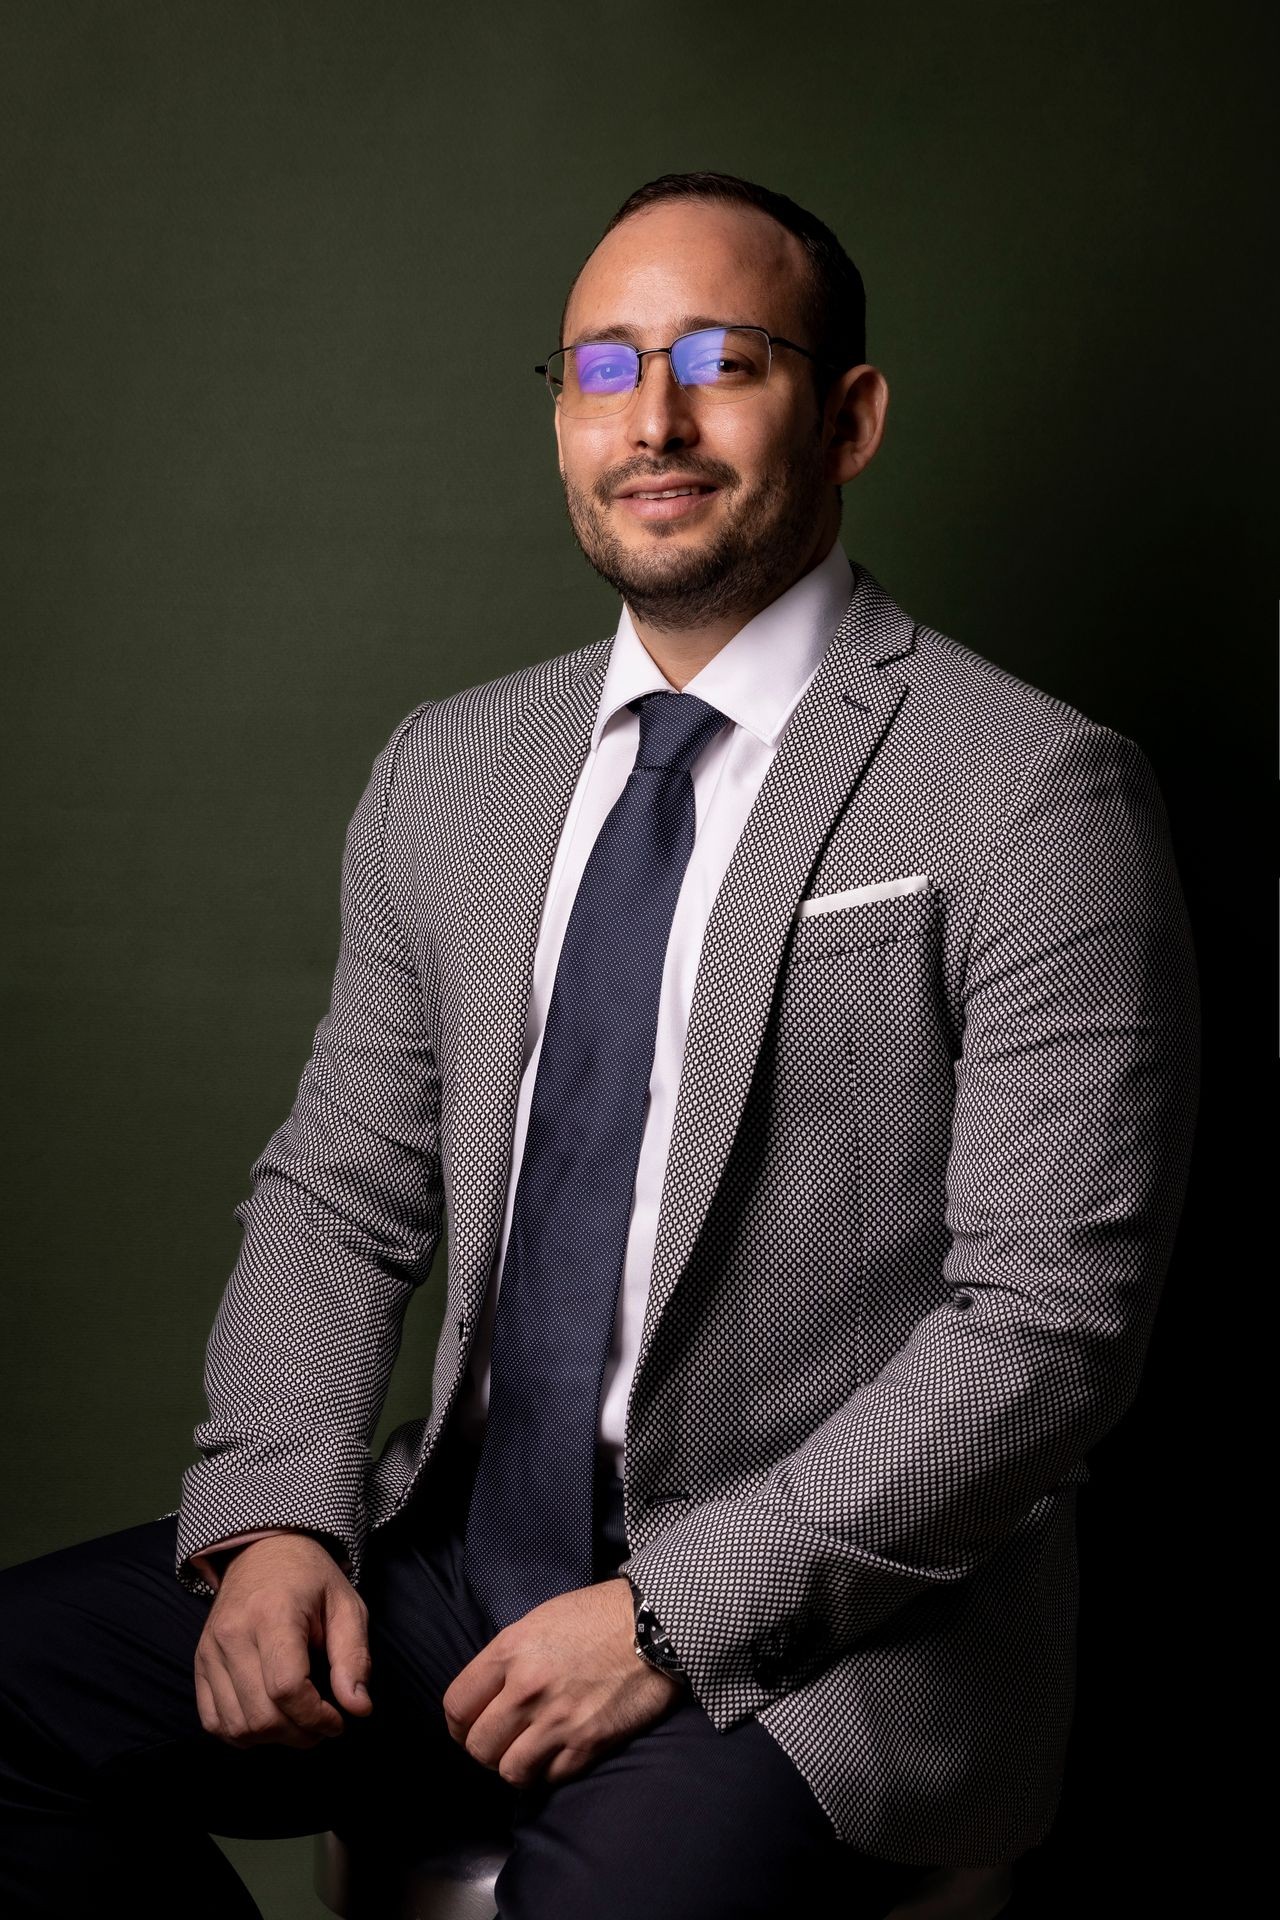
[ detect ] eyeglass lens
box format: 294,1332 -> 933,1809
550,326 -> 770,415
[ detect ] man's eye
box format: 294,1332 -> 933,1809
687,355 -> 748,380
576,354 -> 634,391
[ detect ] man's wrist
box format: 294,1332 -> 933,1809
209,1529 -> 347,1577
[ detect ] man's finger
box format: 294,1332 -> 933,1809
461,1690 -> 531,1774
193,1663 -> 224,1740
323,1594 -> 374,1717
259,1625 -> 346,1740
494,1723 -> 565,1789
198,1651 -> 253,1744
442,1644 -> 504,1738
541,1743 -> 597,1787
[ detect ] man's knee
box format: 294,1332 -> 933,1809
490,1704 -> 845,1920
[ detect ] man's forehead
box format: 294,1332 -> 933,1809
566,311 -> 766,346
564,204 -> 808,343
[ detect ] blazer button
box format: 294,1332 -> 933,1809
751,1632 -> 789,1686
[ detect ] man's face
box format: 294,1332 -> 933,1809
554,201 -> 842,632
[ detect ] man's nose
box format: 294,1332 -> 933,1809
625,353 -> 700,448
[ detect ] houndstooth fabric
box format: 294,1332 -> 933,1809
165,559 -> 1200,1865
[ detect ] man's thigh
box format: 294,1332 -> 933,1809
495,1689 -> 925,1920
0,1507 -> 498,1848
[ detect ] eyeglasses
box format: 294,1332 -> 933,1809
535,324 -> 833,418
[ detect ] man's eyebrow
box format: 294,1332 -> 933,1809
566,313 -> 746,345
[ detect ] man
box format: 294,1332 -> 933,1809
0,171 -> 1199,1916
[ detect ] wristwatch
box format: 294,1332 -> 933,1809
624,1574 -> 689,1683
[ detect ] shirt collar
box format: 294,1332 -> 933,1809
590,538 -> 855,753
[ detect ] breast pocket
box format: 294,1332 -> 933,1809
786,873 -> 943,967
771,875 -> 949,1153
778,876 -> 958,1377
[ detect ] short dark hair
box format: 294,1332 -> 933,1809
560,170 -> 867,396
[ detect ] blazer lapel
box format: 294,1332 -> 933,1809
444,641 -> 610,1328
636,564 -> 915,1369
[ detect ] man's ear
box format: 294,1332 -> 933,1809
824,365 -> 890,488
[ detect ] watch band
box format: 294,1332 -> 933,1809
624,1574 -> 688,1682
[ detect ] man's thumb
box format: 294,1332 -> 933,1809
326,1606 -> 373,1714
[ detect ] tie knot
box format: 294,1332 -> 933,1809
627,690 -> 728,774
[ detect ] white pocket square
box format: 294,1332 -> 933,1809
798,873 -> 929,918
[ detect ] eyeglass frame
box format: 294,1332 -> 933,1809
534,324 -> 839,411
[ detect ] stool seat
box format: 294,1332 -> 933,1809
314,1828 -> 1014,1919
317,1829 -> 506,1920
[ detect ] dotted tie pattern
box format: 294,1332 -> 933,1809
462,688 -> 729,1632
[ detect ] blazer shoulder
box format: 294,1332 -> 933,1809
410,635 -> 608,741
907,619 -> 1095,738
847,564 -> 1107,769
900,615 -> 1155,794
373,633 -> 614,807
858,603 -> 1178,900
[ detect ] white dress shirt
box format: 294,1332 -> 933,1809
190,536 -> 855,1584
454,536 -> 855,1480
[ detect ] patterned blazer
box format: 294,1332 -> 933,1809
167,560 -> 1200,1866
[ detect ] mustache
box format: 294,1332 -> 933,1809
595,464 -> 736,500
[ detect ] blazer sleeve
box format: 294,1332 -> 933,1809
173,704 -> 443,1598
618,716 -> 1201,1730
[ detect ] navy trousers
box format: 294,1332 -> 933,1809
0,1431 -> 932,1917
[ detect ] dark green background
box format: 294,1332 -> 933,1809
2,3 -> 1268,1914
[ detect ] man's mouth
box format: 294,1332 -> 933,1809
615,483 -> 719,521
623,485 -> 715,499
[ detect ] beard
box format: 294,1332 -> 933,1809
560,444 -> 831,633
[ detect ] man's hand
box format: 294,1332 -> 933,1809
442,1576 -> 683,1789
194,1534 -> 373,1750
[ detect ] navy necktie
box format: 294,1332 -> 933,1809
462,687 -> 729,1631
